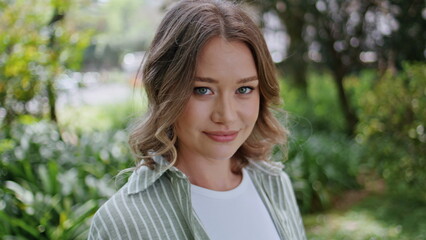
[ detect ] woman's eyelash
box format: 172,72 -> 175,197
236,86 -> 254,94
193,87 -> 212,95
193,86 -> 255,95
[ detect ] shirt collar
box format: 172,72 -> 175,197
127,155 -> 185,195
127,155 -> 284,195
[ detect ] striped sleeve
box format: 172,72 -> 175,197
87,177 -> 193,240
88,207 -> 112,240
88,187 -> 138,240
278,171 -> 307,239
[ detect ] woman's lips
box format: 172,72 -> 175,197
203,131 -> 239,142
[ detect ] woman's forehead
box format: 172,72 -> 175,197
194,37 -> 258,82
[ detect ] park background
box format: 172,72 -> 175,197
0,0 -> 425,239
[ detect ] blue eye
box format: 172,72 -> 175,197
236,86 -> 254,94
194,87 -> 212,95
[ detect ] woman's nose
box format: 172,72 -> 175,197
211,95 -> 237,124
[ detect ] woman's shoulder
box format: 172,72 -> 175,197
245,159 -> 294,191
246,159 -> 286,176
88,170 -> 181,239
89,182 -> 155,238
88,185 -> 133,239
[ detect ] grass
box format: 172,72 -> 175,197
304,193 -> 426,240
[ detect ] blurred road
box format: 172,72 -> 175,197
57,80 -> 133,108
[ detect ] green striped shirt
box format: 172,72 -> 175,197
88,156 -> 306,239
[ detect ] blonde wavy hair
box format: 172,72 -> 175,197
129,0 -> 288,173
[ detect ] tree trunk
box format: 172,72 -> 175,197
320,17 -> 359,135
332,70 -> 358,135
46,8 -> 65,123
277,39 -> 308,93
276,6 -> 308,95
47,79 -> 57,122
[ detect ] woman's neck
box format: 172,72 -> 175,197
175,151 -> 242,191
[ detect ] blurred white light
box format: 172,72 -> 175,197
333,41 -> 346,52
316,1 -> 326,12
365,11 -> 375,23
416,125 -> 424,135
263,12 -> 288,63
349,12 -> 360,25
308,50 -> 322,62
359,51 -> 377,63
121,51 -> 145,73
350,37 -> 359,47
271,51 -> 285,63
123,53 -> 136,66
0,108 -> 5,122
377,13 -> 399,36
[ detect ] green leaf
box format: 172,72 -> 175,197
0,210 -> 40,238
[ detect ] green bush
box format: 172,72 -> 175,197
283,129 -> 362,212
356,62 -> 426,196
281,72 -> 346,133
280,73 -> 362,212
0,118 -> 133,239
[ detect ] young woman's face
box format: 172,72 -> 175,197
175,37 -> 260,161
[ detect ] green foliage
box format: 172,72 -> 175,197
0,119 -> 133,239
356,62 -> 426,195
280,73 -> 362,212
285,131 -> 362,212
0,0 -> 93,125
281,72 -> 346,132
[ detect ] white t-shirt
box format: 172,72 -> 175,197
190,168 -> 281,240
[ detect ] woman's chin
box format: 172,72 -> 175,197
200,148 -> 239,161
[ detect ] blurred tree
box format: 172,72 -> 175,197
379,0 -> 425,71
83,0 -> 164,70
247,0 -> 425,135
255,0 -> 311,94
357,62 -> 426,196
0,0 -> 92,132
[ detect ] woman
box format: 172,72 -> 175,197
89,0 -> 306,239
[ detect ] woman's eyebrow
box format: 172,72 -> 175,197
238,76 -> 258,83
194,77 -> 218,83
194,76 -> 258,83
